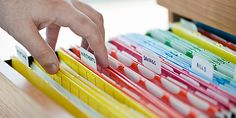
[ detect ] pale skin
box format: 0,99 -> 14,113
0,0 -> 108,74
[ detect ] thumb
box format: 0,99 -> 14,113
15,22 -> 59,74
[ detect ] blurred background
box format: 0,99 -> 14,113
0,0 -> 168,60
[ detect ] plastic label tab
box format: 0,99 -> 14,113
192,55 -> 213,80
15,46 -> 28,66
142,48 -> 161,74
180,19 -> 198,32
80,47 -> 97,70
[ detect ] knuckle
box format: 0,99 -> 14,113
51,1 -> 72,15
96,12 -> 104,24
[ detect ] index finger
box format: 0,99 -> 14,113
53,3 -> 108,67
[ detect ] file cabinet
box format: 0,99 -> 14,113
158,0 -> 236,35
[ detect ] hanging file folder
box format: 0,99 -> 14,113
171,23 -> 236,64
108,48 -> 219,117
11,56 -> 102,118
109,37 -> 236,109
58,49 -> 159,118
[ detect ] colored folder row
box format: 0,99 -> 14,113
6,21 -> 236,118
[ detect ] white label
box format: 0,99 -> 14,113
142,48 -> 161,74
180,18 -> 198,32
234,67 -> 236,80
192,55 -> 213,80
15,46 -> 28,66
80,47 -> 97,70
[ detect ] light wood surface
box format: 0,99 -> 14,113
0,61 -> 73,118
158,0 -> 236,35
0,73 -> 50,118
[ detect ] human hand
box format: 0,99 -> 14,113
0,0 -> 108,74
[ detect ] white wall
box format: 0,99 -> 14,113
0,0 -> 168,60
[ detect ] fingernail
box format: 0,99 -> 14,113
43,63 -> 59,74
